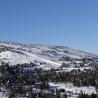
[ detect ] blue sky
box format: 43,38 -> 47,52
0,0 -> 98,54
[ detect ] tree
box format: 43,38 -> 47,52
95,65 -> 98,98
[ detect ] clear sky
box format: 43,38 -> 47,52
0,0 -> 98,54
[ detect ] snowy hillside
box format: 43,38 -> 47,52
0,41 -> 98,69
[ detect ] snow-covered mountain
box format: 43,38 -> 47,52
0,41 -> 98,69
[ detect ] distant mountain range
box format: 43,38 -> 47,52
0,41 -> 98,69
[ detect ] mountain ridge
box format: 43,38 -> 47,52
0,41 -> 98,69
0,41 -> 97,56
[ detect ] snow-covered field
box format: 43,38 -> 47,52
0,92 -> 7,98
57,67 -> 92,72
0,41 -> 97,69
0,50 -> 61,68
0,82 -> 96,98
49,82 -> 96,95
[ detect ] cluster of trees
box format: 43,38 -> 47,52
0,45 -> 13,52
0,63 -> 97,98
78,91 -> 96,98
0,64 -> 50,97
41,68 -> 96,87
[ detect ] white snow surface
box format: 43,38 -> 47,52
0,92 -> 7,98
0,50 -> 61,68
0,41 -> 97,68
49,82 -> 96,95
